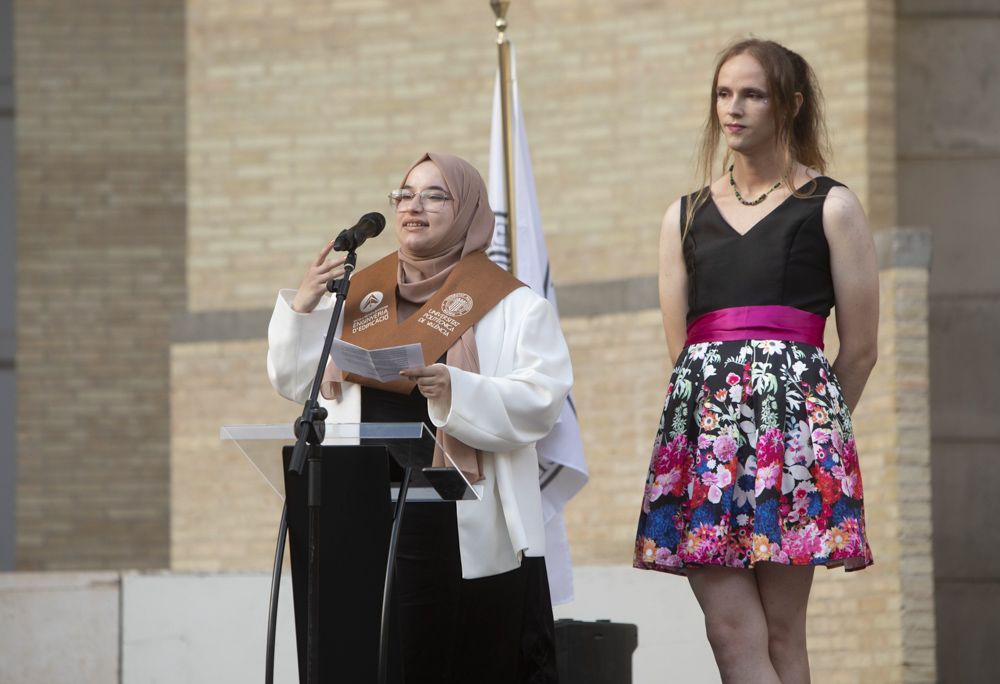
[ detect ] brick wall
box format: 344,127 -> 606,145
169,339 -> 289,570
183,0 -> 882,318
560,309 -> 670,564
804,234 -> 935,683
14,0 -> 186,569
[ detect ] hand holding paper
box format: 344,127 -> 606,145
330,338 -> 424,383
400,364 -> 452,403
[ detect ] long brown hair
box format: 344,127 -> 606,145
685,39 -> 831,234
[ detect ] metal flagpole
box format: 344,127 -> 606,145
491,0 -> 517,277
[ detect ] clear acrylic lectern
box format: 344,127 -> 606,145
221,421 -> 483,502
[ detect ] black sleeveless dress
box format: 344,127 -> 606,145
633,178 -> 873,574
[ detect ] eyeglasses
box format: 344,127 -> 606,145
388,189 -> 453,213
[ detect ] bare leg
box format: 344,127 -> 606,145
755,562 -> 814,684
687,566 -> 781,684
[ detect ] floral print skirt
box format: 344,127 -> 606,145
633,339 -> 873,574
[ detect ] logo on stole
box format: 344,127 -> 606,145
441,293 -> 473,317
360,291 -> 384,313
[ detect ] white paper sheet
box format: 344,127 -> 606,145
330,338 -> 425,383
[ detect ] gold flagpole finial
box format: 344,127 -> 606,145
489,0 -> 517,276
491,1 -> 510,43
490,0 -> 510,23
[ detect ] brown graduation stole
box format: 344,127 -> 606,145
341,251 -> 524,394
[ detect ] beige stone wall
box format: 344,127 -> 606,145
805,258 -> 935,684
169,340 -> 288,570
897,3 -> 1000,681
14,0 -> 185,569
184,0 -> 882,317
560,310 -> 670,564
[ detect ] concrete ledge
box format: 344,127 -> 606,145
121,571 -> 298,684
0,566 -> 709,684
0,570 -> 301,684
0,572 -> 121,684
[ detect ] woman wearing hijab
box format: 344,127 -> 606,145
267,152 -> 571,683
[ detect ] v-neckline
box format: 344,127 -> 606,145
710,176 -> 826,238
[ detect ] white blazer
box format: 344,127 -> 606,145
266,285 -> 573,579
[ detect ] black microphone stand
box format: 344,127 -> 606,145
265,505 -> 288,684
277,249 -> 357,684
378,464 -> 411,684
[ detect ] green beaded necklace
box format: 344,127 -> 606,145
728,164 -> 786,206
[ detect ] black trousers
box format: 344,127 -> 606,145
394,502 -> 559,684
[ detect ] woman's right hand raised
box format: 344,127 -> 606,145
291,240 -> 348,313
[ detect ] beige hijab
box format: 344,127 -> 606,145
395,151 -> 496,312
323,152 -> 495,481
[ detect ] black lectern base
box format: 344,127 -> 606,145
282,445 -> 403,684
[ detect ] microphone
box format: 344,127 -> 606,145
333,212 -> 386,252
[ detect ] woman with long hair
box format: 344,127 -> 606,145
633,39 -> 878,683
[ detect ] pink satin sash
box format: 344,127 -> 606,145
685,305 -> 826,349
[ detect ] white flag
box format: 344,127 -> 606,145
488,47 -> 589,606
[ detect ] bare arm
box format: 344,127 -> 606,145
825,186 -> 879,411
659,199 -> 689,365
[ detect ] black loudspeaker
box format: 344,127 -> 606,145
555,619 -> 638,684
